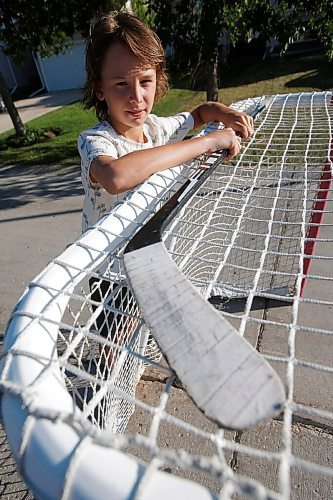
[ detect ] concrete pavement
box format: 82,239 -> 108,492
0,164 -> 83,335
0,88 -> 83,497
0,164 -> 83,497
0,88 -> 82,134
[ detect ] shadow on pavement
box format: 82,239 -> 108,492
0,165 -> 82,212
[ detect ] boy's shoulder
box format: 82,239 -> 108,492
145,112 -> 194,144
146,112 -> 192,125
79,120 -> 113,137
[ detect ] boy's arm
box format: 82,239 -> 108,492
191,101 -> 254,140
90,127 -> 241,195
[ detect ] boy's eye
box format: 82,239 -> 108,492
115,81 -> 127,86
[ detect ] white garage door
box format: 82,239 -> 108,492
39,39 -> 85,91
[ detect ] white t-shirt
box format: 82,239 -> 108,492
78,112 -> 194,232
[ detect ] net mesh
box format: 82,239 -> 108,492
1,91 -> 332,499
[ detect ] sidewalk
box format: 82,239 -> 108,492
0,88 -> 82,134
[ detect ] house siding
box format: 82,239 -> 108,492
38,39 -> 85,92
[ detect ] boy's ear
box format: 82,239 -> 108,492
96,88 -> 105,101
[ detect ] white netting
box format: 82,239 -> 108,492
1,92 -> 332,499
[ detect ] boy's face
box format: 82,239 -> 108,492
97,42 -> 157,140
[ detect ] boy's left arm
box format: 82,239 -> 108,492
191,101 -> 254,140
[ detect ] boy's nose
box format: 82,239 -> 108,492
129,83 -> 143,103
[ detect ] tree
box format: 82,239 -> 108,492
148,0 -> 333,102
130,0 -> 155,27
270,1 -> 333,60
0,63 -> 26,136
0,0 -> 126,136
147,0 -> 266,101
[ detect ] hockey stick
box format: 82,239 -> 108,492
124,99 -> 285,431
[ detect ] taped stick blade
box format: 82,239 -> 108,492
124,242 -> 285,431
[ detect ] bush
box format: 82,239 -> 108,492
0,127 -> 61,150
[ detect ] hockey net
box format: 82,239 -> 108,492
1,91 -> 332,499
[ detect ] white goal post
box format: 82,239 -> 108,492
1,92 -> 332,499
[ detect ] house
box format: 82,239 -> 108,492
0,35 -> 85,98
34,36 -> 86,93
0,44 -> 41,97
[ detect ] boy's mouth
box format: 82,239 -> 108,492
127,109 -> 145,118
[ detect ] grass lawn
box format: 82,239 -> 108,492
0,52 -> 332,168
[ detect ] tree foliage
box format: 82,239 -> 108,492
0,0 -> 126,136
271,1 -> 333,60
130,0 -> 155,27
0,0 -> 126,62
148,0 -> 333,101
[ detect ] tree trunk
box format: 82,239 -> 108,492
206,51 -> 219,102
198,0 -> 220,102
0,71 -> 26,137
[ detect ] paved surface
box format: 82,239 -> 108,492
0,90 -> 84,497
0,89 -> 82,134
0,164 -> 83,336
0,164 -> 83,497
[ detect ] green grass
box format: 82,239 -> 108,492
0,103 -> 96,167
0,52 -> 331,168
217,52 -> 333,104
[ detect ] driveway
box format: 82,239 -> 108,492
0,89 -> 82,134
0,163 -> 83,498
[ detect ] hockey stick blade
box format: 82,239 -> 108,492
124,98 -> 285,430
124,242 -> 285,430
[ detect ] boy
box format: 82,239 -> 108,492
78,11 -> 253,369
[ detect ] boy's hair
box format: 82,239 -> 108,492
83,11 -> 169,122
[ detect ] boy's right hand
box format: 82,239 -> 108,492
207,128 -> 242,160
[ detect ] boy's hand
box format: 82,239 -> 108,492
207,128 -> 242,160
218,108 -> 254,141
191,102 -> 254,141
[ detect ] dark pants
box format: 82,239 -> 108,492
89,277 -> 133,340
